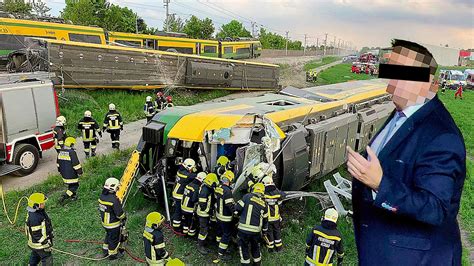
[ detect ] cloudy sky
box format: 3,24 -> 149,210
44,0 -> 473,49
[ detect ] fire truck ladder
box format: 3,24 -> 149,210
117,150 -> 141,204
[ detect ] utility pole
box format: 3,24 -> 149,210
135,14 -> 139,34
251,21 -> 256,38
338,38 -> 341,55
323,33 -> 328,56
303,34 -> 307,56
164,0 -> 170,32
285,31 -> 289,56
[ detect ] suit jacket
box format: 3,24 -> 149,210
352,96 -> 466,266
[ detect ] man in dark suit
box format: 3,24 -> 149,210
347,39 -> 466,265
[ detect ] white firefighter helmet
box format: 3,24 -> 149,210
56,115 -> 66,126
183,158 -> 196,171
262,175 -> 273,185
109,103 -> 116,111
104,177 -> 120,192
323,208 -> 339,223
196,172 -> 206,182
146,96 -> 152,102
84,110 -> 92,118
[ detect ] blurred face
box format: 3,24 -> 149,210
39,203 -> 45,209
386,46 -> 438,110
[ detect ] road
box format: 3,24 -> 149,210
1,55 -> 340,192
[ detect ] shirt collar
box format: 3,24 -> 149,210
401,102 -> 425,119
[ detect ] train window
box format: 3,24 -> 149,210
114,40 -> 141,47
262,100 -> 299,106
224,47 -> 233,54
236,48 -> 250,54
158,46 -> 194,54
0,35 -> 54,51
203,45 -> 217,53
68,33 -> 102,44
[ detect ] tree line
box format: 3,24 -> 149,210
0,0 -> 303,50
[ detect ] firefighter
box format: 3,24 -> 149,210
155,91 -> 166,111
171,158 -> 197,231
455,84 -> 463,99
164,96 -> 174,109
144,96 -> 156,122
103,103 -> 123,149
26,193 -> 53,266
197,173 -> 219,254
57,137 -> 82,204
99,177 -> 127,260
181,172 -> 206,237
77,110 -> 101,158
213,170 -> 235,262
241,164 -> 265,193
305,208 -> 344,266
262,175 -> 285,252
53,116 -> 67,153
214,156 -> 230,178
234,183 -> 268,266
143,212 -> 170,265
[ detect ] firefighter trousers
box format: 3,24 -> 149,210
198,216 -> 210,244
29,248 -> 53,266
103,226 -> 122,256
83,140 -> 97,157
217,220 -> 233,255
265,220 -> 282,251
172,199 -> 182,229
182,212 -> 196,236
63,182 -> 79,198
238,231 -> 262,266
108,130 -> 120,149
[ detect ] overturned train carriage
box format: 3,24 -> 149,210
127,79 -> 394,201
24,39 -> 279,91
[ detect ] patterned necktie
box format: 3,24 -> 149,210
376,111 -> 405,154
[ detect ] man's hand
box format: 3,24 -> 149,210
346,146 -> 383,191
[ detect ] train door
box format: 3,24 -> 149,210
218,41 -> 222,58
144,39 -> 156,49
250,43 -> 255,58
195,42 -> 201,55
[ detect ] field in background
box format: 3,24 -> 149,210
303,56 -> 340,71
58,89 -> 229,137
314,63 -> 375,86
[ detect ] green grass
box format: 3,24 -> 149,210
314,63 -> 375,86
303,56 -> 340,71
59,89 -> 230,137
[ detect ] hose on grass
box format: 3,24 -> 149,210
0,180 -> 29,225
63,239 -> 146,263
51,247 -> 110,261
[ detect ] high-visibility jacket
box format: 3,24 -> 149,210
78,117 -> 100,142
103,111 -> 123,130
264,185 -> 285,222
53,125 -> 67,149
181,179 -> 202,214
305,222 -> 344,266
172,166 -> 196,201
57,148 -> 82,183
98,190 -> 126,229
235,192 -> 268,234
197,184 -> 214,217
144,101 -> 156,118
25,207 -> 53,250
143,227 -> 169,265
214,184 -> 234,222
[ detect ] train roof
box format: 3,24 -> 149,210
158,79 -> 389,142
0,17 -> 104,33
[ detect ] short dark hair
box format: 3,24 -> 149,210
391,39 -> 438,75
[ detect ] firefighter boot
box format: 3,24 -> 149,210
85,152 -> 90,159
91,149 -> 96,157
197,242 -> 209,255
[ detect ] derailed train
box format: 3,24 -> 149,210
118,79 -> 395,202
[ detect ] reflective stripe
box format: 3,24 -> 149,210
314,230 -> 341,241
198,233 -> 207,241
238,223 -> 261,233
66,190 -> 74,196
245,205 -> 253,225
216,212 -> 232,222
253,255 -> 262,262
73,164 -> 82,170
172,184 -> 183,200
218,242 -> 228,249
155,243 -> 165,249
224,198 -> 234,204
98,199 -> 113,206
63,178 -> 79,184
323,250 -> 334,264
305,256 -> 333,266
240,246 -> 251,264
